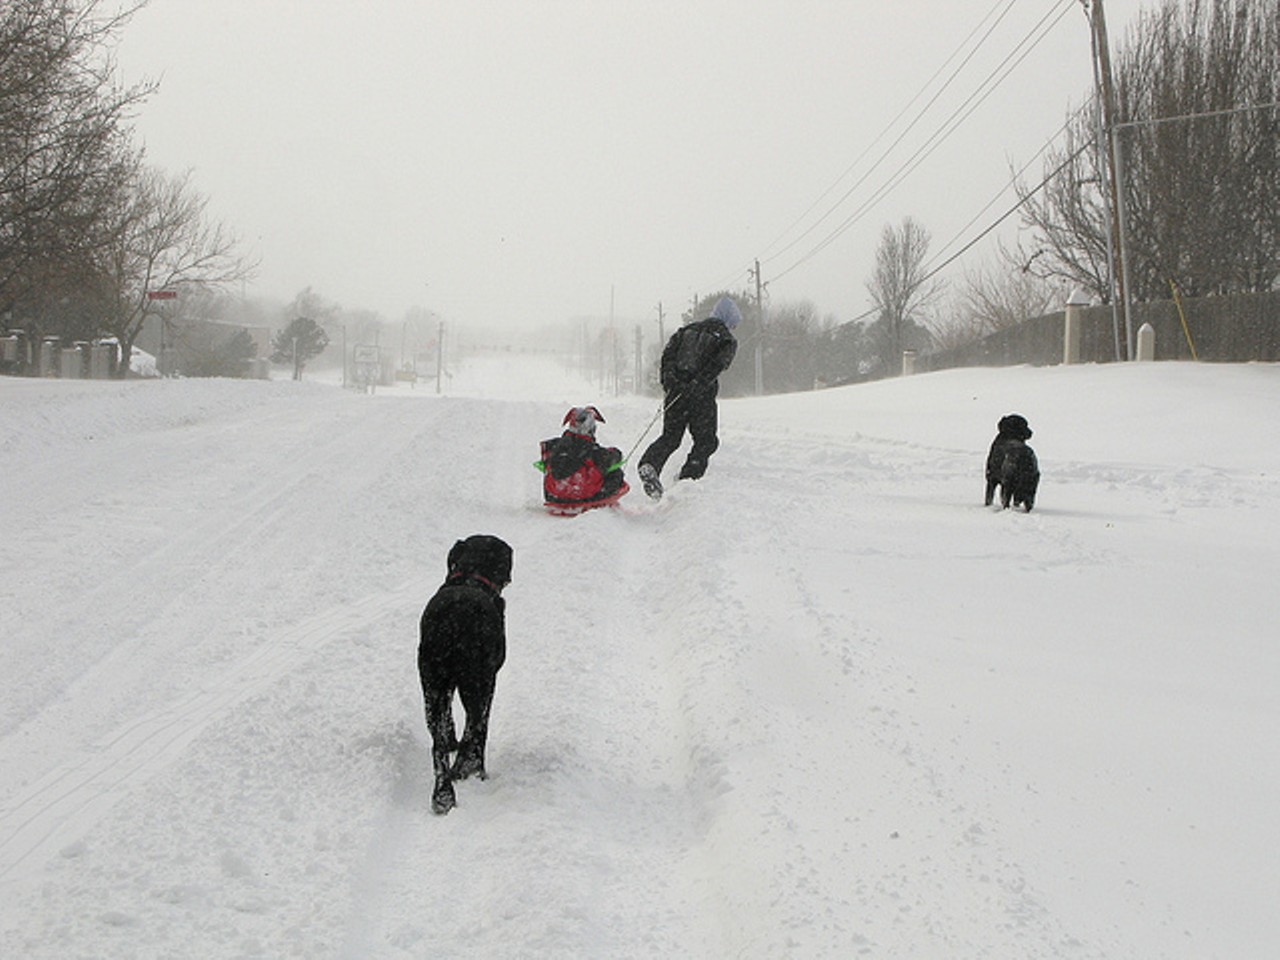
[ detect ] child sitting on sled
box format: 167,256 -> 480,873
536,406 -> 629,513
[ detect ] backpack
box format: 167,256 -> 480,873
673,322 -> 720,377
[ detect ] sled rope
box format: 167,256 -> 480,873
622,392 -> 680,465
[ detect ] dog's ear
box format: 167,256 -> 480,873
447,539 -> 466,573
495,540 -> 513,586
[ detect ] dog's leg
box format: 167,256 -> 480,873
452,679 -> 495,781
984,477 -> 997,506
424,689 -> 458,814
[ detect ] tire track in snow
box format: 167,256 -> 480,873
337,400 -> 730,957
0,583 -> 417,882
649,424 -> 1096,956
2,392 -> 426,738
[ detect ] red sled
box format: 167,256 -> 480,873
544,481 -> 630,517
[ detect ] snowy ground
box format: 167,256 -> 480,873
1,356 -> 1277,959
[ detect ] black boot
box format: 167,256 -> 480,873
638,463 -> 663,500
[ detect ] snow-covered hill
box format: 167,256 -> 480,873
2,358 -> 1277,958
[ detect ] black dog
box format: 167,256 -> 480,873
997,438 -> 1040,511
985,414 -> 1036,509
418,534 -> 512,815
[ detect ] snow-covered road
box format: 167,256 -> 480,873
2,359 -> 1277,958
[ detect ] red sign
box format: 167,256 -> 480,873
147,290 -> 178,301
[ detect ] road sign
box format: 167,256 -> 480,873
147,290 -> 178,301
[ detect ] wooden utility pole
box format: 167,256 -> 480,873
750,259 -> 765,395
1089,0 -> 1134,359
634,324 -> 643,392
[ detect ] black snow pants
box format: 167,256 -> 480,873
639,388 -> 720,480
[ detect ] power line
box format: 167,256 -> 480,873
920,99 -> 1280,290
693,0 -> 1024,305
704,132 -> 1090,343
925,102 -> 1090,270
916,135 -> 1094,289
769,0 -> 1077,284
757,0 -> 1020,266
1113,99 -> 1280,130
823,140 -> 1090,334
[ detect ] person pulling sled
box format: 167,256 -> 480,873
536,406 -> 630,516
637,296 -> 740,500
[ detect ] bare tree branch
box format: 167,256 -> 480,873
1017,0 -> 1279,301
864,217 -> 942,372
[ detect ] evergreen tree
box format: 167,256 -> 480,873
271,317 -> 329,380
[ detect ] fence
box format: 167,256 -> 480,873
0,333 -> 121,379
919,289 -> 1280,372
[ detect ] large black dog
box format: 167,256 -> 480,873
418,534 -> 512,815
984,414 -> 1040,512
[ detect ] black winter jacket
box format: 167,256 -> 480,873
659,318 -> 737,396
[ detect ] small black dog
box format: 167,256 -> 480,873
985,414 -> 1040,511
418,534 -> 513,815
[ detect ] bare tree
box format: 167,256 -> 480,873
954,245 -> 1063,335
1014,122 -> 1113,301
1019,0 -> 1279,301
0,0 -> 153,310
929,253 -> 1061,353
864,217 -> 941,374
94,168 -> 252,374
1119,0 -> 1279,295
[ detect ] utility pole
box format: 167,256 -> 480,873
1087,18 -> 1123,362
750,259 -> 765,395
608,285 -> 615,393
435,319 -> 444,394
1089,0 -> 1134,359
634,324 -> 643,392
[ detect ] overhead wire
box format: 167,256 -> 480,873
691,0 -> 1021,304
924,100 -> 1090,271
915,134 -> 1094,290
824,130 -> 1096,334
755,0 -> 1019,265
670,0 -> 1089,325
768,0 -> 1078,284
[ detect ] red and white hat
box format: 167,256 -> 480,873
563,405 -> 605,437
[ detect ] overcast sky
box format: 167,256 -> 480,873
114,0 -> 1145,331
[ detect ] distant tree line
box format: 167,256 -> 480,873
1,0 -> 250,376
683,217 -> 942,397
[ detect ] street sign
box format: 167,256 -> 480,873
147,290 -> 178,301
